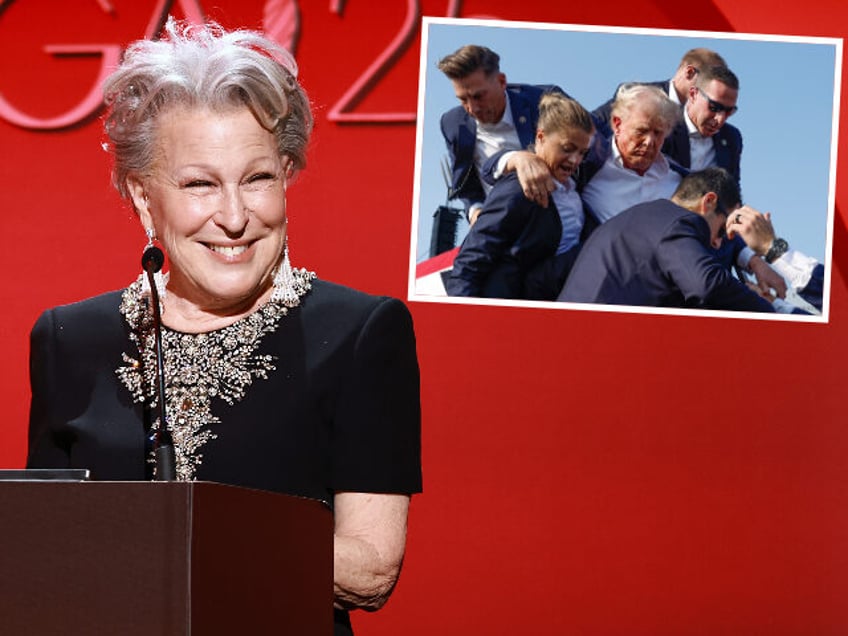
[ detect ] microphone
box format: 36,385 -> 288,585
142,245 -> 176,481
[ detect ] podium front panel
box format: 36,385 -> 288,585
0,481 -> 332,635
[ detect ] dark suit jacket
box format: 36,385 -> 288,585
440,83 -> 563,218
592,79 -> 743,182
558,198 -> 775,312
445,173 -> 566,299
663,116 -> 743,183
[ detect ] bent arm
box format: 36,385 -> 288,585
481,149 -> 554,208
334,491 -> 410,611
658,217 -> 775,312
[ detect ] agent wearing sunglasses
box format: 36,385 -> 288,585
592,47 -> 728,138
666,64 -> 785,299
680,65 -> 742,181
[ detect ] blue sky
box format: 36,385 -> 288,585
410,18 -> 840,269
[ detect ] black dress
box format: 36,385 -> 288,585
27,278 -> 423,635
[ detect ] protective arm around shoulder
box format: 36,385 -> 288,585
481,149 -> 554,208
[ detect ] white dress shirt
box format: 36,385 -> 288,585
552,178 -> 584,255
581,139 -> 682,223
770,249 -> 823,314
771,249 -> 820,291
684,108 -> 716,171
473,96 -> 523,198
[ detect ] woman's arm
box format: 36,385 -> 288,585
331,297 -> 420,610
333,491 -> 410,611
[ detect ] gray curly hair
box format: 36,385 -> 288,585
103,18 -> 313,199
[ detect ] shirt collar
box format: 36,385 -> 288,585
667,80 -> 682,106
683,106 -> 702,138
611,136 -> 670,174
553,176 -> 576,193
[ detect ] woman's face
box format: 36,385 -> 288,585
128,106 -> 287,314
534,126 -> 593,185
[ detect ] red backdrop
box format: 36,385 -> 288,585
1,1 -> 846,634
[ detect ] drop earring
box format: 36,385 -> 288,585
141,227 -> 167,300
271,239 -> 298,306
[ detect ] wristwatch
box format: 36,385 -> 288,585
765,237 -> 789,263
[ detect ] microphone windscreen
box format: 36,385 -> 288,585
141,246 -> 165,273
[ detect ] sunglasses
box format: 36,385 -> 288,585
697,88 -> 738,116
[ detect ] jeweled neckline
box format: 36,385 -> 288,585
116,267 -> 315,480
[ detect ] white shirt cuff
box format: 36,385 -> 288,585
493,151 -> 517,180
770,248 -> 819,291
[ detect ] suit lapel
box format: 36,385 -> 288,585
712,130 -> 730,169
457,111 -> 477,157
665,122 -> 691,169
453,113 -> 477,188
509,90 -> 537,148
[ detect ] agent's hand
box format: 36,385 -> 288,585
508,151 -> 555,208
725,205 -> 776,255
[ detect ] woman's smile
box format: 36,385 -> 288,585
128,105 -> 288,325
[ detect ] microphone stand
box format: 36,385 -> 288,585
142,246 -> 176,481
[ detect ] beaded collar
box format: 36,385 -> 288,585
116,268 -> 315,481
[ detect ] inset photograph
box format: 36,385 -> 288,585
408,18 -> 840,321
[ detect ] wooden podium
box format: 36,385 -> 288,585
0,481 -> 333,635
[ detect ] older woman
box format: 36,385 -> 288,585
26,20 -> 421,635
445,92 -> 594,300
